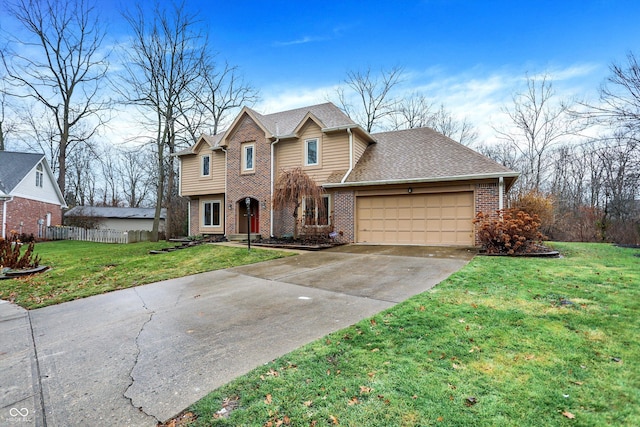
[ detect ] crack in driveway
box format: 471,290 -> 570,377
123,288 -> 159,424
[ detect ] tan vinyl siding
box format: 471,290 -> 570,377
353,133 -> 370,164
275,120 -> 350,185
180,150 -> 226,196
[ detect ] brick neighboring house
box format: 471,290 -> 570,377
177,102 -> 519,246
0,151 -> 66,239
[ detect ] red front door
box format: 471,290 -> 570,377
250,200 -> 260,233
239,198 -> 259,234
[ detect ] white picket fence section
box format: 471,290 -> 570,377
45,226 -> 153,244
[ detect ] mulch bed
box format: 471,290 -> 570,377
0,265 -> 50,279
252,237 -> 344,251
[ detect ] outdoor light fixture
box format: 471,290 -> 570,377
408,187 -> 413,193
261,200 -> 266,209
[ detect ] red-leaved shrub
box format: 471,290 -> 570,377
473,209 -> 547,255
0,232 -> 41,270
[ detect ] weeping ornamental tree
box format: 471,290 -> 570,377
272,168 -> 324,239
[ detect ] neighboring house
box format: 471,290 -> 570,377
64,206 -> 167,232
0,151 -> 67,239
177,102 -> 518,246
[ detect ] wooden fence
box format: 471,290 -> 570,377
45,226 -> 153,244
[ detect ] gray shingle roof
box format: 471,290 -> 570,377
177,103 -> 360,156
252,102 -> 358,136
340,127 -> 518,184
0,151 -> 45,194
65,206 -> 167,220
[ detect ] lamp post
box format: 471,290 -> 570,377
245,197 -> 251,251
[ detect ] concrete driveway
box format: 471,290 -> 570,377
0,244 -> 474,426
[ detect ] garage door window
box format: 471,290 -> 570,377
303,195 -> 329,226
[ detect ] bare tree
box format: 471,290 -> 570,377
1,0 -> 109,194
119,147 -> 154,208
428,104 -> 478,146
391,91 -> 433,130
120,0 -> 207,240
587,51 -> 640,134
495,74 -> 582,192
336,65 -> 403,133
65,144 -> 98,206
180,61 -> 259,143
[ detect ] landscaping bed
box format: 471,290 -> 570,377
253,236 -> 344,251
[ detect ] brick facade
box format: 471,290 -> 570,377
474,180 -> 503,245
1,197 -> 62,239
331,190 -> 355,243
188,198 -> 199,236
225,114 -> 272,236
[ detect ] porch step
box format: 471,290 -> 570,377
227,233 -> 262,242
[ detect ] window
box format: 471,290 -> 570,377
35,163 -> 44,187
303,195 -> 330,226
201,155 -> 210,176
242,144 -> 254,172
203,200 -> 221,227
305,138 -> 319,166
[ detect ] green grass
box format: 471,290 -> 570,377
0,241 -> 292,309
184,243 -> 639,427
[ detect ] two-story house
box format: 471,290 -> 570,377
0,151 -> 67,239
177,102 -> 518,246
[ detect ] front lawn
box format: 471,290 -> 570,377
0,240 -> 292,309
183,243 -> 639,426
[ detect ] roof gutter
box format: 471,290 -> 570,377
324,171 -> 520,188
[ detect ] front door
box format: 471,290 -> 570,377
238,198 -> 260,234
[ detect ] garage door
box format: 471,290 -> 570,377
356,192 -> 474,245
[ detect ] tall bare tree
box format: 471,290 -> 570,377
336,65 -> 403,133
495,74 -> 581,192
120,0 -> 207,240
1,0 -> 109,194
428,104 -> 478,146
391,91 -> 433,130
180,61 -> 259,142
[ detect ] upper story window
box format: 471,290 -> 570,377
35,163 -> 44,187
305,138 -> 319,166
201,155 -> 210,176
242,143 -> 255,173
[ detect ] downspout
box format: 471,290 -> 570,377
498,176 -> 505,211
270,138 -> 280,237
221,147 -> 228,236
340,127 -> 354,184
1,196 -> 12,239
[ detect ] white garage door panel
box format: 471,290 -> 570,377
356,192 -> 474,246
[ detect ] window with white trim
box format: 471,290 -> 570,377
35,163 -> 44,187
203,200 -> 221,227
303,195 -> 330,226
242,143 -> 254,172
305,138 -> 319,166
201,155 -> 210,176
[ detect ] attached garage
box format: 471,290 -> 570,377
356,191 -> 475,246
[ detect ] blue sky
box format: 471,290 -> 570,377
3,0 -> 640,144
185,0 -> 640,140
